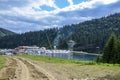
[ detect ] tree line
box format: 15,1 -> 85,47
0,28 -> 58,49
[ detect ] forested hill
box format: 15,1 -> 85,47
0,28 -> 58,49
0,28 -> 15,37
0,13 -> 120,53
56,13 -> 120,52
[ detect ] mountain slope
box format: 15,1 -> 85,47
0,28 -> 15,37
0,28 -> 58,49
0,13 -> 120,53
57,13 -> 120,52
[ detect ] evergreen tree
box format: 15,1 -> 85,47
58,36 -> 68,49
116,37 -> 120,64
102,33 -> 117,63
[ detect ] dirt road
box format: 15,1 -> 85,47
0,56 -> 120,80
0,56 -> 56,80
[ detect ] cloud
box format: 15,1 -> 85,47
67,0 -> 73,5
0,0 -> 120,33
0,0 -> 30,10
56,0 -> 119,12
100,0 -> 118,4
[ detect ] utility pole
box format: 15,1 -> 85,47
67,40 -> 75,59
45,32 -> 54,57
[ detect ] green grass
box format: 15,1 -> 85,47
95,63 -> 120,69
20,55 -> 94,64
20,55 -> 120,69
0,56 -> 6,69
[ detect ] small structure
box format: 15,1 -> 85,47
67,40 -> 75,51
67,40 -> 75,59
15,46 -> 39,54
1,49 -> 14,55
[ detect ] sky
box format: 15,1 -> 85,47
0,0 -> 120,33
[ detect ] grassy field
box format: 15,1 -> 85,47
20,55 -> 94,64
0,56 -> 6,69
20,55 -> 120,69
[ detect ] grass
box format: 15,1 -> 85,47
0,56 -> 6,69
20,55 -> 120,68
20,55 -> 95,64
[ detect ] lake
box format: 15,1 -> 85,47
36,52 -> 98,61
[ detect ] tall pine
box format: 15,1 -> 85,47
116,37 -> 120,64
102,33 -> 117,63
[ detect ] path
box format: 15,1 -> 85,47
0,56 -> 56,80
0,56 -> 120,80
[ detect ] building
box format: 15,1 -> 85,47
15,46 -> 39,54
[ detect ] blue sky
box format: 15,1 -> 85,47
0,0 -> 120,33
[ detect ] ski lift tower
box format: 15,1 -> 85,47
67,40 -> 75,51
67,40 -> 75,59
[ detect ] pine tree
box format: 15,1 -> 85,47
116,37 -> 120,64
102,33 -> 117,63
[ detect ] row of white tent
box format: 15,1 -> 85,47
26,49 -> 71,55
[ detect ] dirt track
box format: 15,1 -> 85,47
0,56 -> 56,80
0,56 -> 120,80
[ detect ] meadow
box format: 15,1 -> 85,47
21,55 -> 120,69
0,56 -> 6,69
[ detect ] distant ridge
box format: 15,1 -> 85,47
0,28 -> 15,37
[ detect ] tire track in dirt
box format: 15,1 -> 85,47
18,58 -> 49,80
0,57 -> 17,80
18,57 -> 57,80
0,56 -> 56,80
14,58 -> 30,80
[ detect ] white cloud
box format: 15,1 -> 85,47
0,0 -> 119,33
67,0 -> 73,5
26,0 -> 58,9
53,0 -> 119,13
95,0 -> 119,5
1,0 -> 118,19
